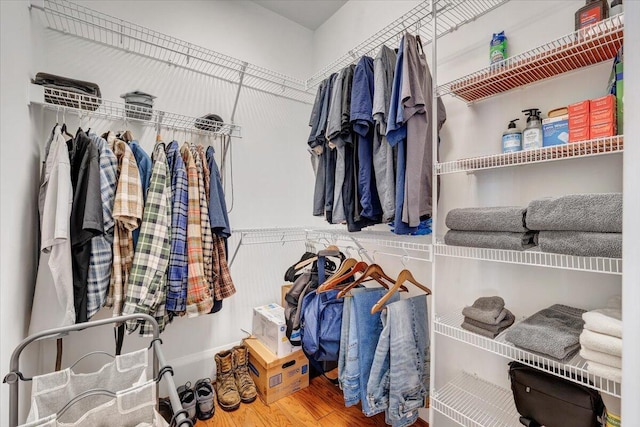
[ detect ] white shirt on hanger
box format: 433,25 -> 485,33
30,126 -> 75,334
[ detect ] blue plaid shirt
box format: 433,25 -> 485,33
165,141 -> 189,314
86,133 -> 118,319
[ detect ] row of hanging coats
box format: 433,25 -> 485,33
308,32 -> 446,234
30,124 -> 235,336
317,259 -> 431,426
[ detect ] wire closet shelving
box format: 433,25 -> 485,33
227,227 -> 433,267
434,243 -> 622,275
431,371 -> 520,427
435,135 -> 624,174
438,14 -> 624,103
29,84 -> 242,138
305,0 -> 510,89
30,0 -> 316,104
435,312 -> 621,397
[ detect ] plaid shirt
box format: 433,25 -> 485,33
123,142 -> 172,336
180,143 -> 213,316
106,137 -> 143,318
191,143 -> 214,298
86,133 -> 118,319
165,141 -> 188,315
196,145 -> 210,203
212,235 -> 236,299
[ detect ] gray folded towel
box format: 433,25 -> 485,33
526,193 -> 622,233
462,296 -> 506,325
445,207 -> 529,232
464,309 -> 515,333
444,230 -> 537,251
505,304 -> 586,360
461,321 -> 511,339
538,231 -> 622,258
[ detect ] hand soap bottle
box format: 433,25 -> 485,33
522,109 -> 543,150
502,119 -> 522,153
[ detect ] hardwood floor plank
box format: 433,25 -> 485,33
279,380 -> 334,420
275,398 -> 322,427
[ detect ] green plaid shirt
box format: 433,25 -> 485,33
123,142 -> 172,336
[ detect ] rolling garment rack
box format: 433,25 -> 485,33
3,314 -> 193,427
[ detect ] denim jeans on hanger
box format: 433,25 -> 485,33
366,306 -> 391,416
341,294 -> 360,406
352,287 -> 400,417
387,296 -> 430,427
338,291 -> 352,392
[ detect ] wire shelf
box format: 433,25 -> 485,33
306,0 -> 509,89
432,371 -> 519,427
30,84 -> 241,138
435,135 -> 623,174
439,14 -> 624,103
32,0 -> 315,104
231,227 -> 433,256
435,312 -> 622,397
434,243 -> 622,275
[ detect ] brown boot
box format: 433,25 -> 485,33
232,345 -> 257,403
215,350 -> 241,411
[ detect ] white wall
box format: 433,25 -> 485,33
0,1 -> 41,424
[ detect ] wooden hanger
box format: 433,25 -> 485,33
317,259 -> 361,292
336,264 -> 407,298
293,245 -> 342,272
370,269 -> 431,314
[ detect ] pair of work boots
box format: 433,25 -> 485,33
178,378 -> 215,423
215,345 -> 257,411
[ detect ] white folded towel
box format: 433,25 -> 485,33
587,360 -> 622,383
580,329 -> 622,357
583,308 -> 622,338
579,347 -> 622,369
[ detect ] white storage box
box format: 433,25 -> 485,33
252,303 -> 296,357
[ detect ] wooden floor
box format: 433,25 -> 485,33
196,376 -> 428,427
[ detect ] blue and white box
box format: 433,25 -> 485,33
543,115 -> 569,147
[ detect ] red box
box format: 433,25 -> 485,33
590,109 -> 616,126
568,100 -> 590,116
590,122 -> 616,139
570,126 -> 590,142
590,95 -> 615,112
569,113 -> 590,129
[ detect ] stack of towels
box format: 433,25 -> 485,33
505,304 -> 586,362
579,296 -> 622,382
461,296 -> 515,339
527,193 -> 622,258
444,207 -> 536,251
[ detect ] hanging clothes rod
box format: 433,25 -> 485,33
29,84 -> 242,138
3,314 -> 192,427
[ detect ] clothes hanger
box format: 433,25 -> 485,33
317,258 -> 359,292
336,263 -> 407,298
370,269 -> 431,314
294,244 -> 341,271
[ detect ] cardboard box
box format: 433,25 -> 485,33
616,62 -> 623,134
245,338 -> 309,405
281,284 -> 292,308
590,94 -> 615,112
568,112 -> 590,129
590,122 -> 616,139
252,303 -> 296,357
542,115 -> 569,147
569,125 -> 590,143
590,108 -> 616,126
568,100 -> 590,116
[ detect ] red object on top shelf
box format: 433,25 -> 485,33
441,15 -> 624,104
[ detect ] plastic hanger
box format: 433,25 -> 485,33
370,269 -> 431,314
294,245 -> 341,271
